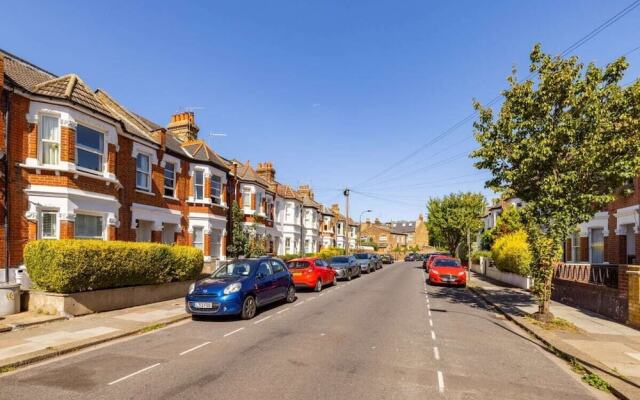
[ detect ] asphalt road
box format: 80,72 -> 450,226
0,262 -> 611,399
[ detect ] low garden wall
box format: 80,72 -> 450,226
26,281 -> 193,317
485,264 -> 533,290
552,263 -> 628,323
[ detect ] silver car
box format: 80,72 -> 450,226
353,253 -> 375,274
329,255 -> 361,280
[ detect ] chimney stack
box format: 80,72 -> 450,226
331,204 -> 340,215
167,111 -> 199,142
374,218 -> 381,225
298,184 -> 314,199
256,161 -> 276,182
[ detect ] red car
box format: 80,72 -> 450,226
427,257 -> 467,287
287,257 -> 337,292
426,254 -> 450,272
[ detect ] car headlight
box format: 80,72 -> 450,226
188,283 -> 195,294
223,282 -> 242,295
431,269 -> 439,274
458,271 -> 466,276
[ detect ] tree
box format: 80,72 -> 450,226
483,205 -> 525,249
426,192 -> 486,256
226,203 -> 249,257
472,44 -> 640,319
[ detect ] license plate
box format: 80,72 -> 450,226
192,302 -> 213,309
292,272 -> 302,276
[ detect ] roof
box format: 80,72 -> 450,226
320,205 -> 334,216
181,140 -> 230,170
234,161 -> 271,189
302,194 -> 321,209
95,89 -> 157,142
1,48 -> 56,91
276,183 -> 302,200
388,220 -> 416,234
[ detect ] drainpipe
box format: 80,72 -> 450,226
2,90 -> 10,283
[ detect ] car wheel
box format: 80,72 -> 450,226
285,285 -> 296,303
347,271 -> 352,281
332,275 -> 337,286
241,295 -> 257,320
314,279 -> 322,292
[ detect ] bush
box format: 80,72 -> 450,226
279,254 -> 301,262
471,250 -> 492,264
316,247 -> 345,260
25,240 -> 203,293
491,230 -> 532,276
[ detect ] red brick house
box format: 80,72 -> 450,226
0,49 -> 231,274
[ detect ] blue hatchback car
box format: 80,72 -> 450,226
186,257 -> 296,320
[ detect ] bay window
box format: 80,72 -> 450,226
75,214 -> 103,239
242,187 -> 252,209
192,227 -> 204,250
76,125 -> 104,172
136,153 -> 151,191
40,116 -> 60,165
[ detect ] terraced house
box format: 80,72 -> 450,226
0,49 -> 355,276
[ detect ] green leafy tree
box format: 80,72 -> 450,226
226,203 -> 249,257
472,44 -> 640,318
426,192 -> 486,257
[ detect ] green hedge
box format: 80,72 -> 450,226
491,230 -> 531,276
471,250 -> 492,264
24,240 -> 203,293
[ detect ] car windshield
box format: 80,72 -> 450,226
354,254 -> 369,259
433,259 -> 461,267
287,261 -> 310,269
331,257 -> 349,263
213,262 -> 253,278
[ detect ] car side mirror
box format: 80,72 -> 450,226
257,273 -> 264,280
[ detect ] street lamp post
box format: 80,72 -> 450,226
358,209 -> 372,251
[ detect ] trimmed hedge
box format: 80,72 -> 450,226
491,230 -> 532,276
25,240 -> 203,293
471,250 -> 492,264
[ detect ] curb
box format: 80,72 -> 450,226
468,284 -> 634,400
0,312 -> 190,373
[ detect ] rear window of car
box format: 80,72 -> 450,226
331,257 -> 349,263
434,259 -> 461,267
287,261 -> 310,269
354,254 -> 369,259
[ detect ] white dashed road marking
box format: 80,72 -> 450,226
433,346 -> 440,360
276,307 -> 290,314
179,341 -> 211,356
254,316 -> 271,325
223,327 -> 245,337
429,319 -> 433,327
294,301 -> 305,307
431,330 -> 436,341
437,370 -> 445,393
108,363 -> 161,385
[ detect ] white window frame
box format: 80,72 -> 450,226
74,213 -> 105,240
256,191 -> 263,213
194,170 -> 205,201
163,162 -> 176,198
75,124 -> 105,174
39,210 -> 59,239
136,153 -> 152,191
38,114 -> 60,166
242,187 -> 252,210
192,226 -> 204,250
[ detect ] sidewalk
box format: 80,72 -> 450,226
469,272 -> 640,400
0,298 -> 188,371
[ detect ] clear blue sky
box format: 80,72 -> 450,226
2,1 -> 639,221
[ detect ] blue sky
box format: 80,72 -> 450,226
2,1 -> 639,221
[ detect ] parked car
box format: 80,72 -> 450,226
380,254 -> 394,264
371,254 -> 383,269
427,257 -> 467,287
186,257 -> 296,320
424,253 -> 450,271
353,253 -> 375,274
287,257 -> 337,291
404,253 -> 418,262
329,255 -> 361,280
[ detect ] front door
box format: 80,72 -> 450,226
255,261 -> 275,305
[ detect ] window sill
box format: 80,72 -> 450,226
136,189 -> 156,196
19,163 -> 122,188
163,195 -> 180,201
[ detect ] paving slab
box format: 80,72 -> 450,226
0,298 -> 188,370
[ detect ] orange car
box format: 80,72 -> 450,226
286,257 -> 337,292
